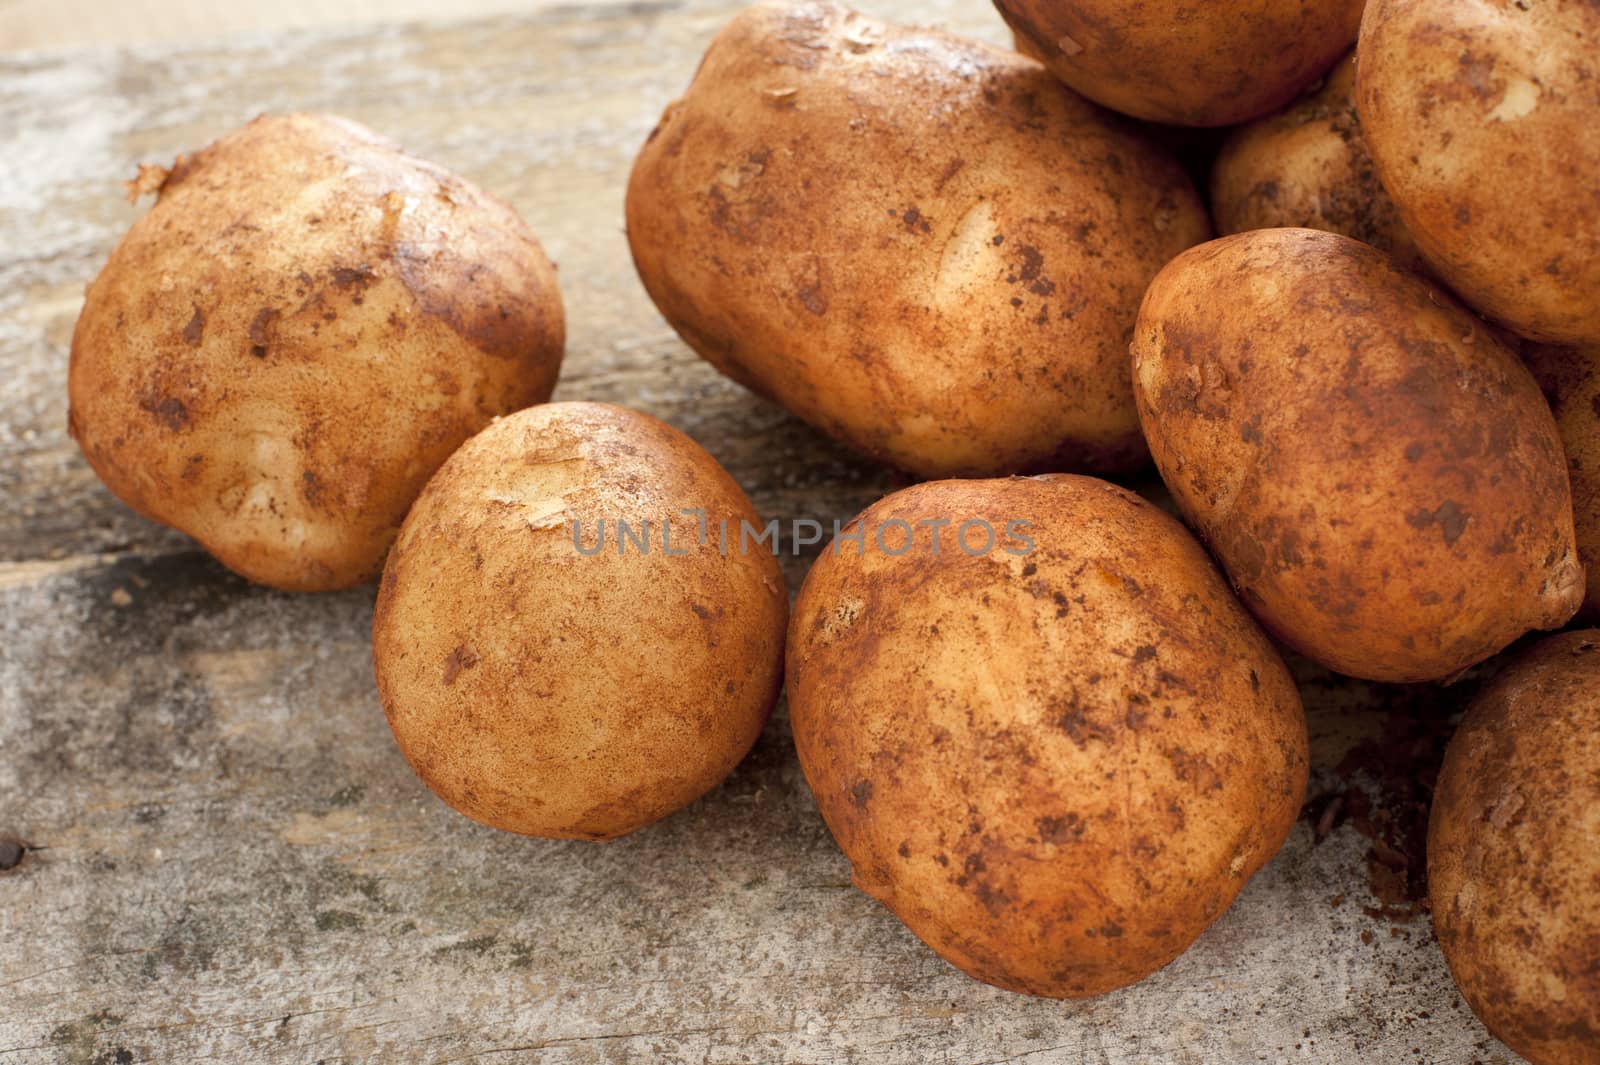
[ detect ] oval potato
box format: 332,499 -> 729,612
1429,630 -> 1600,1065
627,1 -> 1209,479
1132,228 -> 1582,682
68,113 -> 565,591
372,402 -> 787,840
788,475 -> 1308,997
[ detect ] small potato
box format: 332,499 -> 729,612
993,0 -> 1364,127
1212,54 -> 1425,273
1524,343 -> 1600,620
627,1 -> 1209,479
1357,0 -> 1600,345
788,475 -> 1308,998
1132,229 -> 1582,683
69,114 -> 564,591
1429,631 -> 1600,1065
372,402 -> 787,841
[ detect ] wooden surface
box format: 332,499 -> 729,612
0,4 -> 1520,1062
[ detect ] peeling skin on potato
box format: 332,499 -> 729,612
1212,54 -> 1426,274
1357,0 -> 1600,345
1131,228 -> 1584,683
1523,342 -> 1600,621
992,0 -> 1363,127
787,475 -> 1309,999
625,0 -> 1210,480
1429,631 -> 1600,1065
371,402 -> 788,842
68,113 -> 566,592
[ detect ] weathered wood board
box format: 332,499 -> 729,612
0,3 -> 1521,1062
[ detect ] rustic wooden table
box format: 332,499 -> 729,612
0,3 -> 1522,1062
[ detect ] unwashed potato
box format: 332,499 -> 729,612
1132,229 -> 1583,683
372,402 -> 787,841
788,475 -> 1308,997
993,0 -> 1364,127
627,1 -> 1210,479
69,113 -> 564,592
1212,53 -> 1425,273
1357,0 -> 1600,345
1524,343 -> 1600,620
1430,630 -> 1600,1065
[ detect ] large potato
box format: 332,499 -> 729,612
1357,0 -> 1600,345
788,475 -> 1308,997
1132,229 -> 1582,683
1524,343 -> 1600,620
1430,630 -> 1600,1065
626,1 -> 1209,479
993,0 -> 1364,127
1212,54 -> 1424,273
69,113 -> 564,591
371,402 -> 787,841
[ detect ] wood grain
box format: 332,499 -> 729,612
0,4 -> 1517,1062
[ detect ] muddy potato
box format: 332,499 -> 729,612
1358,0 -> 1600,345
1212,54 -> 1425,273
788,476 -> 1308,998
372,402 -> 787,841
626,1 -> 1209,480
1132,229 -> 1582,683
68,113 -> 564,592
993,0 -> 1364,127
1524,343 -> 1600,620
1430,631 -> 1600,1065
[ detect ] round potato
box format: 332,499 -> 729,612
1212,54 -> 1426,273
1132,229 -> 1583,683
1524,343 -> 1600,620
788,475 -> 1308,998
1357,0 -> 1600,345
1430,630 -> 1600,1065
993,0 -> 1364,127
69,113 -> 564,592
626,1 -> 1209,479
372,402 -> 787,841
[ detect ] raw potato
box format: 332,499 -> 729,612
626,1 -> 1209,479
68,113 -> 564,592
1429,631 -> 1600,1065
1524,343 -> 1600,620
1132,228 -> 1583,683
372,402 -> 787,841
1357,0 -> 1600,345
1213,54 -> 1425,273
993,0 -> 1364,127
788,475 -> 1308,998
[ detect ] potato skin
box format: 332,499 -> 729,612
1524,344 -> 1600,620
371,402 -> 787,841
68,113 -> 564,591
993,0 -> 1364,127
1429,631 -> 1600,1065
1132,229 -> 1582,683
788,475 -> 1308,998
1357,0 -> 1600,345
626,1 -> 1209,479
1212,54 -> 1425,273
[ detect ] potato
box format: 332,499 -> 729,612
993,0 -> 1364,127
1212,54 -> 1425,273
1132,228 -> 1582,683
68,113 -> 564,592
626,1 -> 1209,480
1429,630 -> 1600,1065
1524,343 -> 1600,621
1357,0 -> 1600,345
372,402 -> 787,841
787,475 -> 1308,997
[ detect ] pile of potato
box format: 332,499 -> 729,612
66,0 -> 1597,1057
